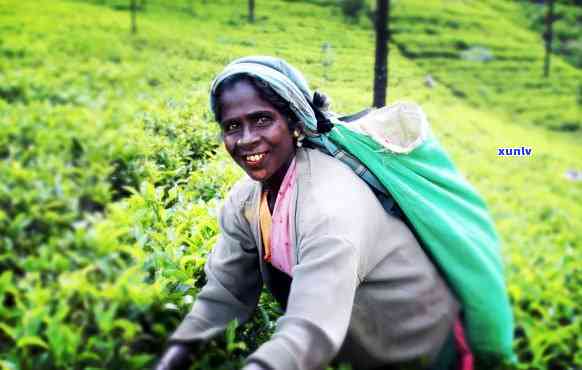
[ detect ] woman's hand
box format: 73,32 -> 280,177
241,362 -> 268,370
155,344 -> 194,370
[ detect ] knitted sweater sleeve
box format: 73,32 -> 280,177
170,189 -> 262,344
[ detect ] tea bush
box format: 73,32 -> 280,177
1,0 -> 580,369
340,0 -> 367,20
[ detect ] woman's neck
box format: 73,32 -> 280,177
263,152 -> 296,212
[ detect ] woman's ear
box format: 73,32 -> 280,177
286,117 -> 298,131
293,128 -> 305,148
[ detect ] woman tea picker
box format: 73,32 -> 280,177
156,56 -> 513,370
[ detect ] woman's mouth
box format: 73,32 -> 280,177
242,152 -> 267,167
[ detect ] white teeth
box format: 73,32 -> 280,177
245,153 -> 265,162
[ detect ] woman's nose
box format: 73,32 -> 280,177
238,125 -> 260,147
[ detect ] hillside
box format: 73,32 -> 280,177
0,0 -> 580,369
390,0 -> 581,132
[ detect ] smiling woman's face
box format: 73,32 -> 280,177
218,79 -> 296,185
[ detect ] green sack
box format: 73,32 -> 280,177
327,102 -> 514,362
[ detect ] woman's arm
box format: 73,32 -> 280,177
164,187 -> 263,355
155,343 -> 197,370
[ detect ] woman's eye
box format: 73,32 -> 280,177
256,116 -> 272,126
224,122 -> 240,132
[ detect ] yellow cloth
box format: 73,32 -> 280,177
259,191 -> 272,262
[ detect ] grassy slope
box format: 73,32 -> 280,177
391,0 -> 581,132
514,0 -> 582,69
1,0 -> 580,368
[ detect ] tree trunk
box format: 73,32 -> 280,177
248,0 -> 255,23
373,0 -> 390,107
544,0 -> 555,77
130,0 -> 137,34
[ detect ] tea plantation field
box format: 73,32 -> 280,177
0,0 -> 580,369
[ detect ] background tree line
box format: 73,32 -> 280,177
116,0 -> 581,105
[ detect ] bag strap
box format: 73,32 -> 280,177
337,108 -> 373,123
314,107 -> 403,219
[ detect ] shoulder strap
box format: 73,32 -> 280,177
309,106 -> 403,219
337,108 -> 373,123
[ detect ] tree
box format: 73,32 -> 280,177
130,0 -> 137,34
543,0 -> 556,77
248,0 -> 255,23
373,0 -> 390,107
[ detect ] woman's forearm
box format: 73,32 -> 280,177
155,343 -> 195,370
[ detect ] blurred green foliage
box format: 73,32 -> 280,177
0,0 -> 580,369
516,0 -> 582,68
390,0 -> 581,132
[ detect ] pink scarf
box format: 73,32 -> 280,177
263,157 -> 297,276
